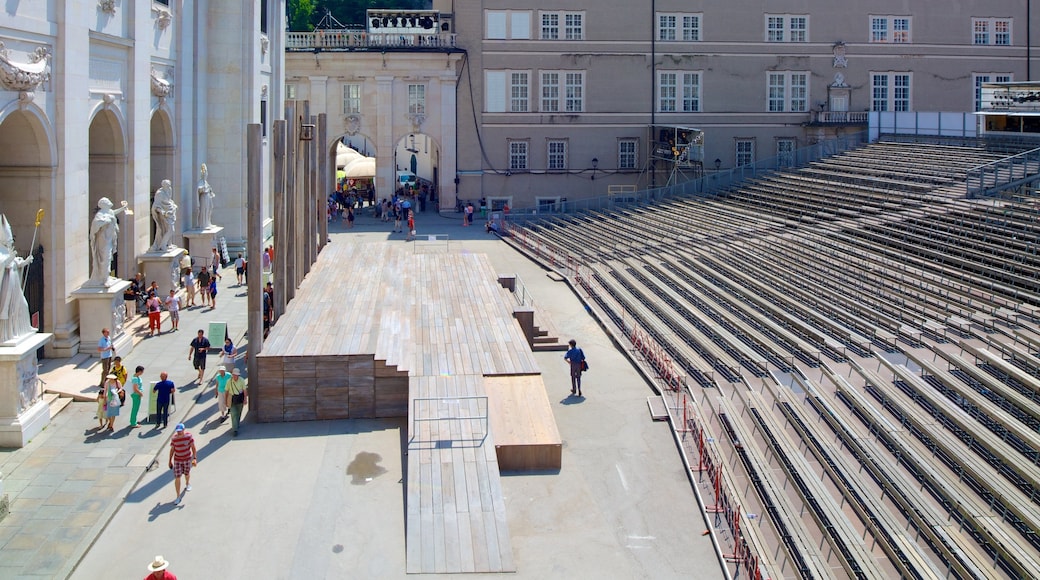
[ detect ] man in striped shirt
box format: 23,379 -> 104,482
168,423 -> 197,505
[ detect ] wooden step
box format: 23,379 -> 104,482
44,392 -> 74,418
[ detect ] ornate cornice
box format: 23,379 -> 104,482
152,5 -> 172,30
0,42 -> 51,92
150,68 -> 172,99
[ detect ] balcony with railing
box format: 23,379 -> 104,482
807,110 -> 870,126
286,29 -> 458,51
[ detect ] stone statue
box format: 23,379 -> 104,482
88,197 -> 130,286
149,179 -> 178,253
196,163 -> 215,229
0,215 -> 35,343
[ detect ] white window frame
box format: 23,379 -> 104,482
735,139 -> 755,167
541,71 -> 584,112
767,72 -> 808,112
765,14 -> 808,42
973,73 -> 1013,110
407,84 -> 425,116
286,83 -> 297,100
871,72 -> 912,112
656,13 -> 701,41
547,140 -> 567,170
539,11 -> 584,40
540,72 -> 560,112
870,16 -> 911,43
510,72 -> 530,112
973,18 -> 1012,46
343,83 -> 362,115
657,71 -> 701,113
486,10 -> 531,40
776,138 -> 796,168
486,70 -> 529,113
509,140 -> 529,171
564,71 -> 584,112
618,139 -> 638,170
535,196 -> 561,214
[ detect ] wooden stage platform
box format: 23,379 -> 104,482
255,242 -> 562,574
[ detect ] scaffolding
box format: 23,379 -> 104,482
649,125 -> 705,187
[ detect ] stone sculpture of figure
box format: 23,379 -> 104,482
88,197 -> 130,286
196,163 -> 215,229
149,179 -> 178,253
0,214 -> 36,343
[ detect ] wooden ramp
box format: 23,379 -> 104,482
407,375 -> 515,574
485,375 -> 562,471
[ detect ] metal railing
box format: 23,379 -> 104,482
410,396 -> 488,445
287,30 -> 458,50
966,146 -> 1040,198
811,111 -> 869,125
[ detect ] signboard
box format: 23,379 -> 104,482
207,322 -> 227,351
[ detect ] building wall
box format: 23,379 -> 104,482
0,0 -> 284,356
446,0 -> 1039,209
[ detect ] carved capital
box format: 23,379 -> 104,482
98,0 -> 116,15
0,42 -> 52,92
17,91 -> 35,106
151,67 -> 173,98
152,6 -> 172,30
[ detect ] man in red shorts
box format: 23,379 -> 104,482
168,423 -> 197,505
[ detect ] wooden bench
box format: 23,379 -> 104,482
485,375 -> 562,471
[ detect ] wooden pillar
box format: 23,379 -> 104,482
301,102 -> 313,277
317,113 -> 328,252
272,119 -> 287,318
283,101 -> 297,303
246,124 -> 263,407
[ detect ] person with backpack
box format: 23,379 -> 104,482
564,339 -> 587,397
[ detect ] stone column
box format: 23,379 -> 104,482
283,101 -> 297,304
246,124 -> 263,408
439,70 -> 459,211
375,76 -> 394,199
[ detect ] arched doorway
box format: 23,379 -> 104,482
88,109 -> 128,278
0,107 -> 55,340
150,109 -> 175,249
393,132 -> 440,211
330,134 -> 377,204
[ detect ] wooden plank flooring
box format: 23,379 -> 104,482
484,375 -> 562,471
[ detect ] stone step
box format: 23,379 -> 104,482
43,392 -> 75,418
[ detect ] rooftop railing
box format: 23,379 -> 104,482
286,30 -> 458,51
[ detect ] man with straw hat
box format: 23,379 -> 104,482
144,554 -> 177,579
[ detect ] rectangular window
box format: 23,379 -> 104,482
657,13 -> 701,41
547,140 -> 567,170
658,72 -> 677,112
736,139 -> 755,167
486,10 -> 531,40
974,74 -> 1013,110
509,141 -> 528,170
486,71 -> 506,112
510,72 -> 529,112
777,138 -> 795,168
260,0 -> 269,34
973,18 -> 1013,45
540,11 -> 583,40
657,71 -> 701,112
872,73 -> 911,111
871,16 -> 911,43
343,84 -> 361,115
565,72 -> 583,112
767,15 -> 808,42
618,139 -> 638,170
536,197 -> 560,213
541,72 -> 559,112
767,16 -> 784,42
767,72 -> 808,112
407,84 -> 425,115
286,84 -> 297,100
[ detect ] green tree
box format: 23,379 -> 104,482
316,1 -> 429,28
288,0 -> 318,31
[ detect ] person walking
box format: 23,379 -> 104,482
221,336 -> 236,369
97,327 -> 114,386
146,291 -> 163,336
144,555 -> 177,580
110,355 -> 128,387
234,253 -> 246,285
95,385 -> 107,429
210,247 -> 221,273
188,329 -> 211,383
153,372 -> 175,429
129,365 -> 144,428
214,365 -> 230,421
208,274 -> 219,310
197,266 -> 212,307
226,367 -> 247,436
104,373 -> 121,432
163,289 -> 182,332
564,339 -> 587,397
168,423 -> 197,505
405,210 -> 416,241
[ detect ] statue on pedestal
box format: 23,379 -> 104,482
149,179 -> 178,253
88,197 -> 130,286
0,215 -> 35,343
196,164 -> 216,229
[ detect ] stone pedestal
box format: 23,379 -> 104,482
139,247 -> 183,293
183,226 -> 224,266
72,280 -> 134,359
0,332 -> 54,448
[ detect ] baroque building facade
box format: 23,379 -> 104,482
0,0 -> 284,356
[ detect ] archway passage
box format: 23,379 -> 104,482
88,110 -> 127,278
393,132 -> 439,212
0,109 -> 55,341
329,135 -> 378,210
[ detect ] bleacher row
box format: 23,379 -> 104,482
505,140 -> 1040,579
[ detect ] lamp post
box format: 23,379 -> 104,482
714,158 -> 722,172
591,157 -> 599,180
